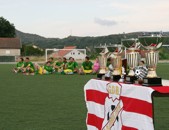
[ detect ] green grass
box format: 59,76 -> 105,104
0,63 -> 169,130
154,63 -> 169,130
0,64 -> 95,130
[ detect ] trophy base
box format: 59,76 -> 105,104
125,76 -> 137,84
97,74 -> 110,81
112,75 -> 121,82
97,74 -> 104,80
142,77 -> 162,87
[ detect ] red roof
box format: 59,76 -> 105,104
150,43 -> 157,47
53,46 -> 76,57
0,38 -> 21,49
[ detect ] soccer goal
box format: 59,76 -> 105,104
45,48 -> 86,62
162,44 -> 169,49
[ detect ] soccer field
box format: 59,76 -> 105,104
0,63 -> 169,130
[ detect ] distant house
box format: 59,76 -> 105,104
0,38 -> 22,62
52,46 -> 86,60
32,44 -> 43,51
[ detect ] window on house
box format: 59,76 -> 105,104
6,50 -> 10,54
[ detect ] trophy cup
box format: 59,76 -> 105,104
121,38 -> 140,83
95,45 -> 109,80
107,45 -> 123,81
138,33 -> 166,86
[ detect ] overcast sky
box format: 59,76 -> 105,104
1,0 -> 169,38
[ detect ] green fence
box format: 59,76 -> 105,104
0,56 -> 15,62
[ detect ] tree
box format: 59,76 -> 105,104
159,47 -> 169,60
21,44 -> 45,56
0,17 -> 15,37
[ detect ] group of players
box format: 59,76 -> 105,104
13,55 -> 148,82
13,56 -> 100,75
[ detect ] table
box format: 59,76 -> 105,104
84,79 -> 169,130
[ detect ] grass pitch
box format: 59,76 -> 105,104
0,63 -> 169,130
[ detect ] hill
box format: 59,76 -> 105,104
15,30 -> 142,49
15,30 -> 169,49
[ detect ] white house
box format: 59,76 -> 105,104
52,46 -> 86,60
64,49 -> 86,60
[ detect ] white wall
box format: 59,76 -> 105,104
0,49 -> 20,56
64,50 -> 86,60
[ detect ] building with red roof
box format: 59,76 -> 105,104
51,46 -> 86,60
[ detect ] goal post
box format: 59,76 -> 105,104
45,48 -> 86,62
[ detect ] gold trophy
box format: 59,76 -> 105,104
121,38 -> 140,83
138,33 -> 166,86
95,45 -> 109,79
107,45 -> 123,81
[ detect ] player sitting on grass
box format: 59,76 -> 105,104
22,57 -> 35,75
45,57 -> 55,73
64,57 -> 76,74
13,57 -> 24,73
92,58 -> 100,74
54,57 -> 64,73
62,57 -> 67,70
48,57 -> 55,67
34,63 -> 43,75
79,56 -> 93,74
72,58 -> 79,73
43,61 -> 54,74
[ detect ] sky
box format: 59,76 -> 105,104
0,0 -> 169,38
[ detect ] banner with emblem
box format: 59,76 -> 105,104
84,79 -> 169,130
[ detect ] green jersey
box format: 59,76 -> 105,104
63,61 -> 67,65
82,61 -> 93,70
66,62 -> 75,71
16,62 -> 24,68
74,62 -> 78,68
24,62 -> 35,70
55,62 -> 63,67
50,61 -> 55,66
62,61 -> 67,69
44,65 -> 53,72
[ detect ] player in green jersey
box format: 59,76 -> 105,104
34,63 -> 43,75
54,58 -> 64,73
62,57 -> 67,70
79,56 -> 93,74
73,58 -> 79,73
64,57 -> 76,74
23,57 -> 35,75
13,57 -> 24,73
43,61 -> 54,74
48,57 -> 55,67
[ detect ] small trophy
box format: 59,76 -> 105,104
95,45 -> 109,79
107,45 -> 123,81
138,33 -> 166,86
122,38 -> 140,83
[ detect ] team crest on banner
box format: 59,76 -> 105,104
102,82 -> 123,130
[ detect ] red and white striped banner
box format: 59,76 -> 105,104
84,79 -> 169,130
